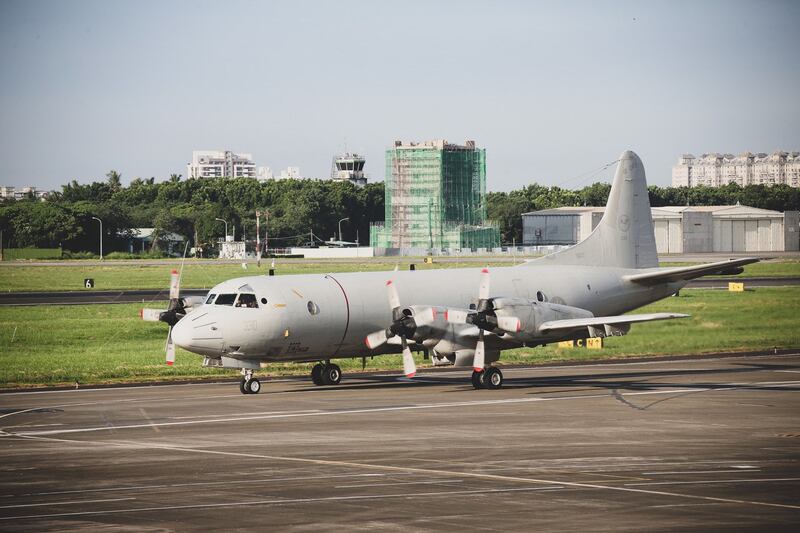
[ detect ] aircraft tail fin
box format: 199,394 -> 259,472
534,150 -> 658,269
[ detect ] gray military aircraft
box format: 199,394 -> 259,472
142,150 -> 758,394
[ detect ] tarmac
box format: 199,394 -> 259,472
1,353 -> 799,531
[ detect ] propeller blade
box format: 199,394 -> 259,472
414,306 -> 437,327
386,280 -> 401,310
141,308 -> 164,322
365,329 -> 389,349
473,330 -> 485,372
445,309 -> 470,324
478,268 -> 490,301
169,269 -> 180,300
166,327 -> 176,366
497,316 -> 521,333
401,337 -> 416,378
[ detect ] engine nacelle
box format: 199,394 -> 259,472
492,297 -> 593,342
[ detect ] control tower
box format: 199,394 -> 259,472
331,153 -> 368,187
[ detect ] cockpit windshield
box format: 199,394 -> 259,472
235,293 -> 258,308
215,293 -> 237,306
205,294 -> 217,304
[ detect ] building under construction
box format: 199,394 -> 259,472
370,139 -> 500,250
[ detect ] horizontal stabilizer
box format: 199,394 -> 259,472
623,258 -> 760,284
539,312 -> 689,333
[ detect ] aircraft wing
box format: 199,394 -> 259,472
623,257 -> 760,284
538,312 -> 689,333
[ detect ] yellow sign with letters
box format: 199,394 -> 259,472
728,282 -> 744,292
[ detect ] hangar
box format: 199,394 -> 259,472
522,205 -> 799,253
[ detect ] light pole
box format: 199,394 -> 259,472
214,218 -> 228,241
338,217 -> 349,242
91,217 -> 103,260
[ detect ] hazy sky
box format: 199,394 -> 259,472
1,0 -> 798,191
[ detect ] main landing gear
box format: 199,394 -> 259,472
240,368 -> 261,395
471,366 -> 504,390
311,361 -> 342,386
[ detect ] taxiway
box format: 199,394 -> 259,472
1,354 -> 799,530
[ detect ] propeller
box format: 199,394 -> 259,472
364,280 -> 438,378
445,268 -> 519,372
141,268 -> 186,366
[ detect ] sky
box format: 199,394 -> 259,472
1,0 -> 798,191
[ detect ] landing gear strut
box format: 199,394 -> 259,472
472,367 -> 503,390
311,362 -> 342,386
239,368 -> 261,395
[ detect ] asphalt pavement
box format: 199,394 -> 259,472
1,354 -> 798,531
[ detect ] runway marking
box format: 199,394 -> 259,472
15,434 -> 800,514
10,388 -> 707,437
642,470 -> 762,475
0,497 -> 135,510
625,478 -> 800,487
0,486 -> 564,522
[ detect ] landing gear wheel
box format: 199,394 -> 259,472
311,363 -> 324,386
239,378 -> 251,395
322,364 -> 342,385
471,370 -> 485,389
248,378 -> 261,394
483,367 -> 503,390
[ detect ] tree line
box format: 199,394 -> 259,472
1,172 -> 798,254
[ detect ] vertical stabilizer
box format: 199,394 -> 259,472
536,150 -> 658,269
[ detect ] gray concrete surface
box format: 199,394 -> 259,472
1,354 -> 799,531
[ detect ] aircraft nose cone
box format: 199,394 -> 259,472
170,318 -> 192,349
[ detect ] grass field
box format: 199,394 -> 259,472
0,258 -> 798,292
1,287 -> 797,389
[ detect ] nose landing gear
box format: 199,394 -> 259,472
239,368 -> 261,395
311,361 -> 342,386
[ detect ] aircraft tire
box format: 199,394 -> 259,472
322,364 -> 342,386
311,363 -> 324,386
471,370 -> 484,389
239,378 -> 251,395
483,367 -> 503,390
248,378 -> 261,394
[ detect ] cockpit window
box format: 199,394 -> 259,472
235,293 -> 258,308
215,293 -> 237,306
205,294 -> 217,304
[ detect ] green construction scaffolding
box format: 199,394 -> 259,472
370,141 -> 500,250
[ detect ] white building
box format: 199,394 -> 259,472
279,166 -> 302,179
187,150 -> 257,179
0,186 -> 50,200
257,166 -> 273,181
672,151 -> 800,188
522,205 -> 799,253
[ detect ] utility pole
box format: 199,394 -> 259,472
255,211 -> 261,266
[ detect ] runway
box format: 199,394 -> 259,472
1,278 -> 797,306
1,354 -> 799,530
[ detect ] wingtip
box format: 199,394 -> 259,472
166,361 -> 174,366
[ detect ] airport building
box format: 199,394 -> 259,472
522,205 -> 799,253
672,151 -> 800,188
331,153 -> 368,187
370,139 -> 500,250
187,150 -> 257,179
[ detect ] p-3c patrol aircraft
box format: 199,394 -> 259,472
142,150 -> 758,394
